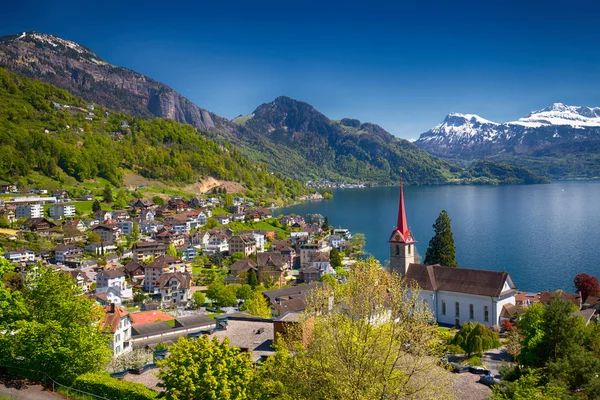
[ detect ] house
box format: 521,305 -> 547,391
54,244 -> 84,264
271,240 -> 297,267
205,233 -> 229,254
540,291 -> 583,310
54,189 -> 69,199
85,242 -> 118,255
4,248 -> 36,263
0,207 -> 16,224
49,204 -> 76,219
92,224 -> 121,243
101,304 -> 133,357
263,284 -> 319,316
332,228 -> 352,240
155,272 -> 191,306
229,259 -> 258,280
140,209 -> 156,222
133,241 -> 166,263
115,220 -> 134,236
228,235 -> 257,257
238,231 -> 266,252
180,245 -> 198,261
95,210 -> 112,222
63,219 -> 86,232
62,225 -> 86,244
15,203 -> 43,219
112,210 -> 130,221
299,241 -> 331,266
0,183 -> 17,194
214,214 -> 230,225
256,207 -> 272,219
257,252 -> 289,286
143,255 -> 186,292
232,213 -> 246,222
300,252 -> 332,283
299,265 -> 321,284
96,269 -> 133,304
329,235 -> 344,249
191,230 -> 210,249
133,198 -> 155,210
197,211 -> 208,225
124,261 -> 145,280
168,198 -> 189,213
390,178 -> 517,327
69,269 -> 91,291
139,221 -> 161,234
188,197 -> 206,209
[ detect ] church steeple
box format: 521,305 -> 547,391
389,172 -> 415,245
389,171 -> 416,277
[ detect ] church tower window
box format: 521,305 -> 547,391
469,304 -> 474,319
484,306 -> 489,322
455,302 -> 460,317
442,300 -> 446,315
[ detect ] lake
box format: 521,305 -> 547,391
276,182 -> 600,292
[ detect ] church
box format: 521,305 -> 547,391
389,176 -> 517,328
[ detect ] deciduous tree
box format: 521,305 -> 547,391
573,273 -> 600,301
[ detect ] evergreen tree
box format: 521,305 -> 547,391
424,210 -> 458,267
103,185 -> 113,203
330,247 -> 342,268
91,199 -> 101,212
322,215 -> 330,231
247,269 -> 258,288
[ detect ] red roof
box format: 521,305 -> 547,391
129,310 -> 175,326
389,173 -> 415,244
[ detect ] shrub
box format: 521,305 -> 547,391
467,356 -> 482,366
451,322 -> 501,357
446,344 -> 464,354
73,372 -> 158,400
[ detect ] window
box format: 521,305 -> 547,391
395,245 -> 400,256
484,306 -> 489,322
442,300 -> 446,315
469,304 -> 474,319
408,245 -> 412,255
455,302 -> 460,317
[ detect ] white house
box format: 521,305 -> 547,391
92,224 -> 121,243
154,272 -> 191,306
95,269 -> 133,304
85,242 -> 118,255
15,204 -> 43,219
49,204 -> 76,219
54,244 -> 84,264
329,235 -> 344,249
204,233 -> 229,254
143,255 -> 186,293
101,304 -> 133,357
4,248 -> 36,263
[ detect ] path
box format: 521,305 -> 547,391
0,383 -> 61,400
481,347 -> 512,378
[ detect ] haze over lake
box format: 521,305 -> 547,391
276,182 -> 600,292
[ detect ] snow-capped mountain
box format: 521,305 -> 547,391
415,103 -> 600,159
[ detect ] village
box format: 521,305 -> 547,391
0,180 -> 598,399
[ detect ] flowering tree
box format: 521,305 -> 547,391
574,273 -> 600,301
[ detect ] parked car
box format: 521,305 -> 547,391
450,362 -> 470,373
479,374 -> 500,387
469,366 -> 490,375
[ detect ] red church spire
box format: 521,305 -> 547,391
389,170 -> 415,244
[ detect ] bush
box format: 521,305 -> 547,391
452,322 -> 501,357
467,356 -> 482,366
73,372 -> 158,400
446,344 -> 464,354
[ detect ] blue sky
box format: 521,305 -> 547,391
4,0 -> 600,138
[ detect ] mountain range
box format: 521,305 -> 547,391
0,31 -> 551,185
415,104 -> 600,178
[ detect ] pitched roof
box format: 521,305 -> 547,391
145,255 -> 181,269
263,283 -> 320,305
154,272 -> 190,289
257,252 -> 288,268
133,241 -> 166,250
101,305 -> 130,334
405,264 -> 515,297
124,261 -> 144,274
540,291 -> 582,309
98,269 -> 125,278
230,259 -> 258,273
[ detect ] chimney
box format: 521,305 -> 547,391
110,303 -> 115,313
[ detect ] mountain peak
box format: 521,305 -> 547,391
444,113 -> 497,126
2,31 -> 100,60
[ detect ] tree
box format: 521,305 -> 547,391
235,284 -> 253,301
247,269 -> 258,288
166,244 -> 178,257
350,233 -> 366,254
0,267 -> 111,383
225,194 -> 234,207
91,199 -> 102,213
158,336 -> 258,400
103,185 -> 113,203
230,252 -> 244,263
2,271 -> 24,291
206,282 -> 237,307
424,210 -> 458,267
113,190 -> 128,209
329,247 -> 342,268
319,273 -> 337,287
88,231 -> 101,243
322,215 -> 330,231
131,222 -> 140,240
573,273 -> 600,301
152,196 -> 165,206
259,257 -> 451,399
505,328 -> 523,362
192,291 -> 206,308
452,322 -> 501,357
241,291 -> 271,318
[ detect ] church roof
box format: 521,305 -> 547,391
405,263 -> 516,298
389,174 -> 415,244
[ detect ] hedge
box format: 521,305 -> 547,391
73,372 -> 158,400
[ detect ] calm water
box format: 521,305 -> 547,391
277,182 -> 600,292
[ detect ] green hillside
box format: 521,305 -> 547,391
0,67 -> 311,202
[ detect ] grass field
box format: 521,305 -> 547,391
0,228 -> 19,236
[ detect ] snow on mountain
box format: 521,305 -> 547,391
419,113 -> 500,143
508,103 -> 600,128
